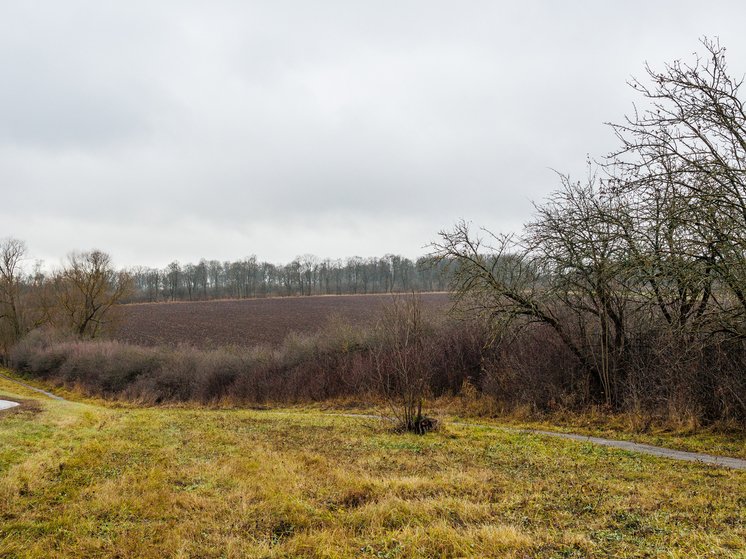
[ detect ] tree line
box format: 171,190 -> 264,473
0,239 -> 451,362
127,254 -> 451,303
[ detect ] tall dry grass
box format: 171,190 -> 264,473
1,389 -> 745,558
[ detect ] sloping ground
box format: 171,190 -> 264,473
118,292 -> 451,348
1,379 -> 745,557
5,370 -> 746,472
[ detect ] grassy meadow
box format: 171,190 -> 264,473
2,374 -> 746,558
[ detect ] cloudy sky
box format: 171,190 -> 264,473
2,1 -> 746,269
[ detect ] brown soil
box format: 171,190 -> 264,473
117,292 -> 451,348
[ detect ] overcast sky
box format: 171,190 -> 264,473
2,1 -> 746,269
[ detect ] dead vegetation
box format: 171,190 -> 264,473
1,388 -> 744,558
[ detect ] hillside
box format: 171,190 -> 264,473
2,377 -> 745,557
117,293 -> 451,348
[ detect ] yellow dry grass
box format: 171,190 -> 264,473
1,376 -> 745,558
439,395 -> 746,460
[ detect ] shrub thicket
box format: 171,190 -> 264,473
9,315 -> 490,407
10,312 -> 746,425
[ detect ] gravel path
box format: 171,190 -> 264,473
0,372 -> 65,401
0,376 -> 743,471
330,414 -> 746,471
501,426 -> 746,471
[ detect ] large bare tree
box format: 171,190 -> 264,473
0,238 -> 48,360
608,37 -> 746,337
431,38 -> 746,405
50,250 -> 133,338
0,238 -> 27,348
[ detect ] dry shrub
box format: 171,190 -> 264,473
473,316 -> 746,426
9,327 -> 77,378
10,310 -> 746,427
369,295 -> 488,432
425,319 -> 489,397
9,310 -> 490,410
622,331 -> 746,425
478,323 -> 587,413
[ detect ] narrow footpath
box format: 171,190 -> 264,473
332,414 -> 746,472
454,422 -> 746,471
1,372 -> 744,472
0,372 -> 66,401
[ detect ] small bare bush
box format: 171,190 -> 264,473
372,295 -> 439,433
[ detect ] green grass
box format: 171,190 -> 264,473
1,376 -> 746,557
444,401 -> 746,460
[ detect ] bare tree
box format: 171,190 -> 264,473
431,176 -> 638,406
50,250 -> 133,338
525,172 -> 637,404
208,260 -> 222,299
166,261 -> 181,301
373,294 -> 436,433
0,238 -> 46,360
297,254 -> 318,296
244,255 -> 259,298
430,38 -> 746,407
183,263 -> 197,301
429,221 -> 593,365
608,37 -> 746,337
227,260 -> 245,298
0,238 -> 28,349
346,256 -> 363,294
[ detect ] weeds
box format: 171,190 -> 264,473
1,382 -> 745,558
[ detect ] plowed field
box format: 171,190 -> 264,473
117,292 -> 451,348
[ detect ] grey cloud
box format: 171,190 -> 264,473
2,1 -> 746,267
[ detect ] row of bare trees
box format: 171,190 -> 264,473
128,253 -> 451,303
0,240 -> 450,362
431,39 -> 746,416
0,241 -> 131,363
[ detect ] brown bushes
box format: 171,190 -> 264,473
473,322 -> 746,425
9,315 -> 488,406
620,332 -> 746,424
10,311 -> 746,426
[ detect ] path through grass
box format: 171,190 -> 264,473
1,379 -> 745,557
